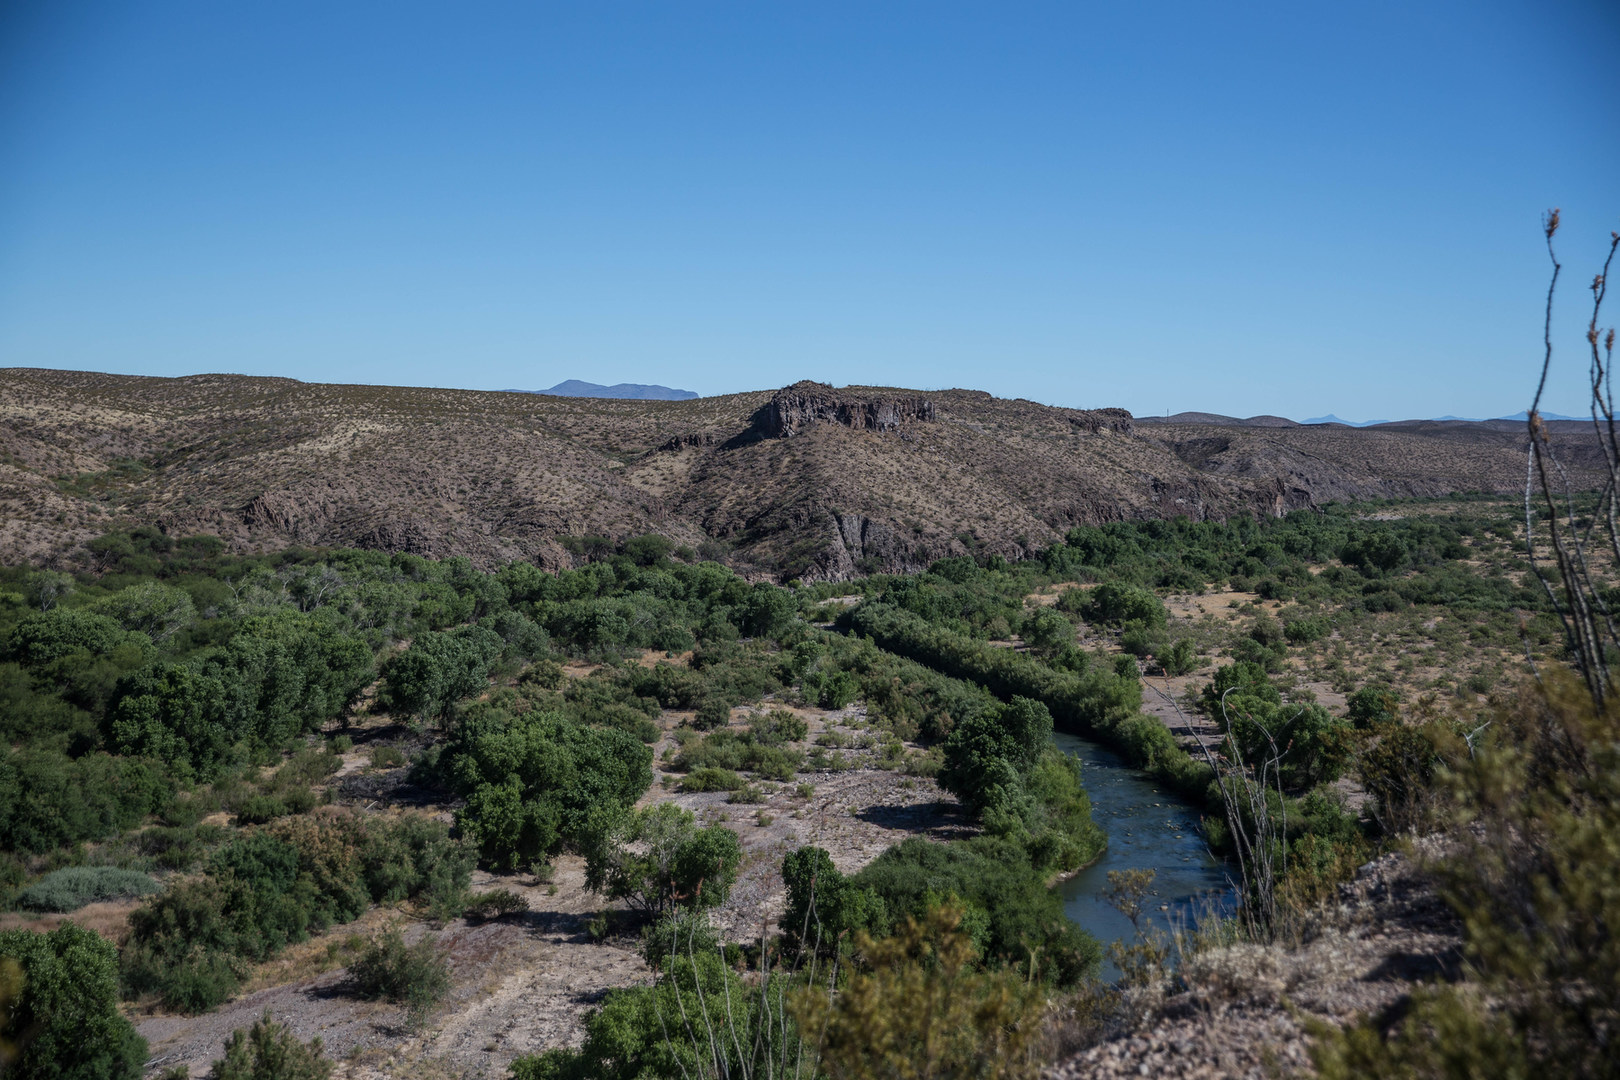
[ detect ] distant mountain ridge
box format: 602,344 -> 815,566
1146,411 -> 1587,428
1304,411 -> 1587,426
0,369 -> 1609,581
523,380 -> 698,401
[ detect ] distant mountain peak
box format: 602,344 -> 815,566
519,380 -> 698,401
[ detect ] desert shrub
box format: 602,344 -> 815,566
16,866 -> 159,912
1313,670 -> 1620,1077
354,813 -> 474,905
746,744 -> 800,780
348,926 -> 449,1023
1283,615 -> 1329,644
4,608 -> 150,669
463,888 -> 529,921
1160,637 -> 1198,676
0,748 -> 174,854
122,813 -> 469,1012
209,1012 -> 331,1080
781,846 -> 886,957
852,836 -> 1101,987
233,793 -> 295,826
692,696 -> 733,730
517,659 -> 564,692
1345,684 -> 1401,729
804,667 -> 859,709
1359,719 -> 1447,835
935,700 -> 1103,870
673,728 -> 747,772
791,903 -> 1045,1080
639,909 -> 719,969
678,767 -> 744,793
939,696 -> 1051,815
748,708 -> 808,745
1021,607 -> 1076,654
0,923 -> 148,1080
135,825 -> 212,870
381,624 -> 503,718
582,803 -> 742,916
1079,583 -> 1165,628
510,943 -> 788,1080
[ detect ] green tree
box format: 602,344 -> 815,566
583,804 -> 742,916
781,846 -> 885,956
5,609 -> 148,669
383,624 -> 502,718
1079,583 -> 1165,627
89,582 -> 196,643
447,709 -> 653,870
106,663 -> 233,780
0,924 -> 147,1080
938,697 -> 1052,815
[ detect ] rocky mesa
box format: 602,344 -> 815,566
0,368 -> 1600,579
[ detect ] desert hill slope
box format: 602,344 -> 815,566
0,368 -> 1599,579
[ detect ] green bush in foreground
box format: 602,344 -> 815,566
1311,670 -> 1620,1079
16,866 -> 160,912
210,1012 -> 331,1080
348,926 -> 449,1024
0,923 -> 147,1080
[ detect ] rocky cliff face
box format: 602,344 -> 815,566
754,382 -> 937,438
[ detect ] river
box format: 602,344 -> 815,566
1052,731 -> 1235,981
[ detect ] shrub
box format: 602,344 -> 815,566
678,767 -> 744,793
692,696 -> 733,730
17,866 -> 160,912
122,813 -> 470,1013
748,709 -> 808,745
210,1013 -> 331,1080
348,926 -> 450,1023
790,903 -> 1045,1080
463,889 -> 530,921
1283,616 -> 1328,644
0,923 -> 148,1080
1345,685 -> 1400,729
781,846 -> 886,957
853,836 -> 1101,987
1312,669 -> 1620,1076
382,625 -> 503,718
583,803 -> 742,916
517,660 -> 564,692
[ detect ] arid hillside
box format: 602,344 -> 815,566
0,367 -> 1598,579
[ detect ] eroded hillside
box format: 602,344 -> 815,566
1,369 -> 1594,577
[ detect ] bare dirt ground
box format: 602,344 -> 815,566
134,694 -> 969,1078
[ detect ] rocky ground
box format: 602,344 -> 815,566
1045,840 -> 1461,1080
130,698 -> 970,1078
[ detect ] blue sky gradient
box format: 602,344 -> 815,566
1,1 -> 1616,420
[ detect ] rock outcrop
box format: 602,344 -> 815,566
754,382 -> 937,438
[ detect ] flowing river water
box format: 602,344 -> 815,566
1052,731 -> 1235,980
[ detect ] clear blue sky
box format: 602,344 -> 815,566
2,1 -> 1616,421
